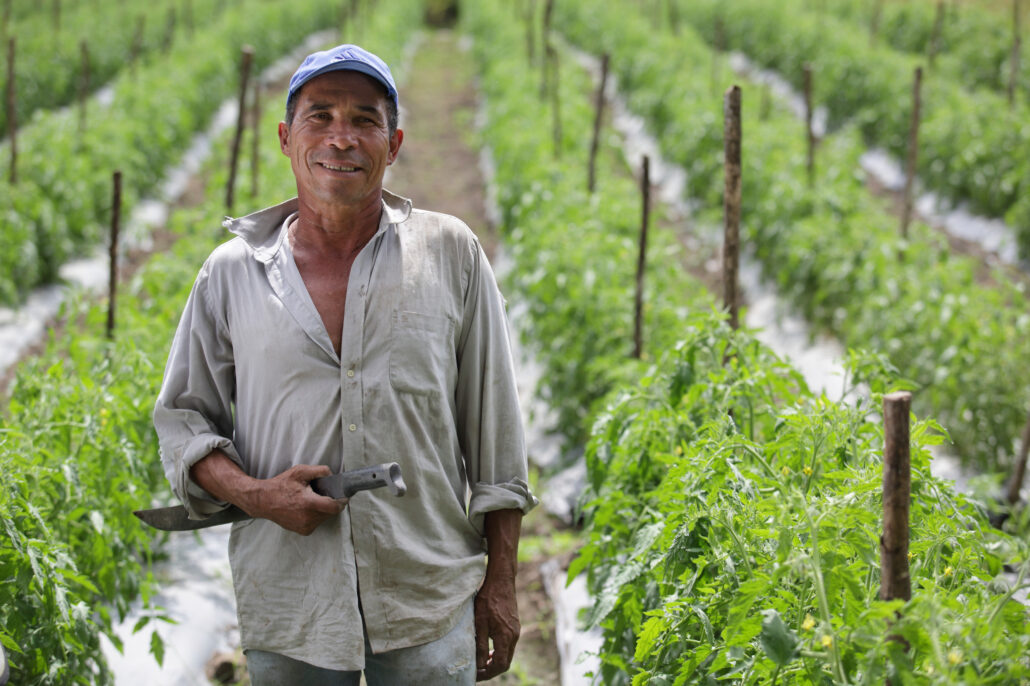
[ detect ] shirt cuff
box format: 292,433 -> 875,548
468,478 -> 539,535
175,435 -> 245,519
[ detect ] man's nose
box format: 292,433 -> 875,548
325,120 -> 359,148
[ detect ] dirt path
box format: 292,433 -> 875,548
385,30 -> 563,685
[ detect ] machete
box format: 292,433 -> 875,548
134,462 -> 406,531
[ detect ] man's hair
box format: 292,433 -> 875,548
284,80 -> 399,137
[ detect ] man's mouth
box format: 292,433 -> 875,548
320,162 -> 361,172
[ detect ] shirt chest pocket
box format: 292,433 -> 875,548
389,311 -> 456,396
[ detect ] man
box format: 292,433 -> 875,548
153,43 -> 536,684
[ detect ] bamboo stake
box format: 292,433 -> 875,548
540,0 -> 554,97
1010,0 -> 1023,107
723,85 -> 742,330
250,77 -> 261,198
226,45 -> 254,213
549,44 -> 561,159
870,0 -> 883,44
79,41 -> 89,131
880,391 -> 912,603
633,156 -> 651,360
900,67 -> 922,240
1006,411 -> 1030,504
588,53 -> 610,193
106,171 -> 122,340
803,62 -> 815,187
6,37 -> 15,184
928,1 -> 945,68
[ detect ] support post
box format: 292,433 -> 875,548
79,41 -> 90,131
226,45 -> 254,213
723,85 -> 742,330
251,77 -> 261,199
900,67 -> 922,240
633,156 -> 650,360
1006,411 -> 1030,504
803,62 -> 815,187
106,171 -> 123,340
540,0 -> 554,97
880,391 -> 912,603
548,44 -> 561,159
587,53 -> 610,193
129,15 -> 145,77
6,37 -> 15,184
1010,0 -> 1023,107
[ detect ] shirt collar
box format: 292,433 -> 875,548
223,189 -> 413,263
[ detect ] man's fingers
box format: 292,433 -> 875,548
474,607 -> 490,671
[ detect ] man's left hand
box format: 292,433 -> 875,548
474,574 -> 520,681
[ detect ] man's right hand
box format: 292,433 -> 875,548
190,451 -> 347,536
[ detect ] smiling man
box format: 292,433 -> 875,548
153,44 -> 536,684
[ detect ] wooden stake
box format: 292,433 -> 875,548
880,391 -> 912,603
6,37 -> 15,185
540,0 -> 554,97
803,62 -> 815,186
106,171 -> 123,340
587,53 -> 610,193
1,0 -> 9,38
548,45 -> 562,159
667,0 -> 680,34
870,0 -> 883,44
633,156 -> 650,360
184,0 -> 193,38
1010,0 -> 1023,107
524,0 -> 536,65
1006,410 -> 1030,504
53,0 -> 60,33
723,85 -> 742,330
79,41 -> 89,131
928,1 -> 945,68
129,15 -> 145,77
163,6 -> 177,52
900,67 -> 922,240
250,77 -> 261,198
226,45 -> 254,213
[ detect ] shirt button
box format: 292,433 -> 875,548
347,369 -> 355,378
349,424 -> 357,432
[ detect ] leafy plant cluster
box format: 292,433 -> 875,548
556,0 -> 1030,476
0,0 -> 341,307
0,3 -> 418,683
462,2 -> 1030,683
825,0 -> 1028,101
0,0 -> 229,138
664,0 -> 1030,256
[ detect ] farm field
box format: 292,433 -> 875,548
1,0 -> 1029,684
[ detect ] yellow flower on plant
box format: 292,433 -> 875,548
944,566 -> 954,577
781,466 -> 790,476
820,634 -> 833,649
801,614 -> 815,631
803,466 -> 812,476
947,650 -> 962,666
674,445 -> 683,456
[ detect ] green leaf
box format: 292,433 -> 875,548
759,609 -> 798,667
149,630 -> 165,667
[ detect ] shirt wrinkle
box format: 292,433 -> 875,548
154,189 -> 536,671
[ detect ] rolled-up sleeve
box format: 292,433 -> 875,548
455,239 -> 538,534
153,260 -> 243,519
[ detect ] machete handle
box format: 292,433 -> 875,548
310,462 -> 407,499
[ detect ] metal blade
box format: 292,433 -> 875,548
133,504 -> 252,531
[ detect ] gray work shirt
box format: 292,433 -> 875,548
153,190 -> 536,671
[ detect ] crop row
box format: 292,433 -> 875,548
0,0 -> 343,306
462,1 -> 1030,683
1,0 -> 228,138
0,2 -> 417,682
825,0 -> 1028,101
555,0 -> 1030,477
665,0 -> 1030,256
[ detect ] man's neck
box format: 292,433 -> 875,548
290,192 -> 384,259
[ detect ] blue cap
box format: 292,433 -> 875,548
287,44 -> 398,110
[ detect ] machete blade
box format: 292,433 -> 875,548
133,504 -> 252,532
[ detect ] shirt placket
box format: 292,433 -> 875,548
339,233 -> 380,469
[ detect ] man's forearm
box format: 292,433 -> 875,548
483,509 -> 522,583
190,449 -> 260,513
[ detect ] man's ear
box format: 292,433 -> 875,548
387,128 -> 404,165
278,121 -> 290,156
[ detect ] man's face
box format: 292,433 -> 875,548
278,70 -> 402,213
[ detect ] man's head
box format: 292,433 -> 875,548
285,44 -> 399,136
278,44 -> 404,217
